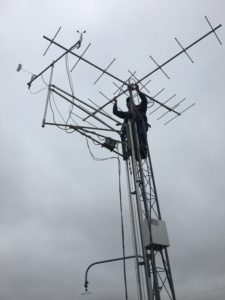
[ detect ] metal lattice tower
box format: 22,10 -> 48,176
21,17 -> 222,300
124,99 -> 176,299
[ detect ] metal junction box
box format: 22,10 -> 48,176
142,218 -> 170,250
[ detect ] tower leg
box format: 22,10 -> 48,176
124,88 -> 176,299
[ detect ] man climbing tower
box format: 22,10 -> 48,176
112,84 -> 149,159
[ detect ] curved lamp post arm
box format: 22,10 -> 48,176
84,255 -> 144,292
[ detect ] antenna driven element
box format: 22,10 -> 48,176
43,26 -> 62,56
93,58 -> 116,85
164,103 -> 196,125
157,97 -> 186,120
174,37 -> 194,63
205,16 -> 222,45
149,55 -> 170,79
149,93 -> 175,114
70,42 -> 91,72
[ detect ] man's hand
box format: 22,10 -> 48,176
112,97 -> 117,104
130,83 -> 140,91
130,84 -> 135,91
135,83 -> 140,92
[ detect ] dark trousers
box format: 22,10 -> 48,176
121,121 -> 148,160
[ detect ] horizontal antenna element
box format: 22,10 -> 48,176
70,42 -> 91,72
149,55 -> 170,79
164,103 -> 196,125
43,26 -> 62,56
94,58 -> 116,85
157,98 -> 186,120
174,37 -> 194,63
150,93 -> 176,115
205,16 -> 222,45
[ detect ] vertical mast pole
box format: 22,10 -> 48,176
127,86 -> 154,300
42,64 -> 54,127
125,162 -> 144,300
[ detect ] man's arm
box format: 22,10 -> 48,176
136,84 -> 147,113
112,98 -> 133,119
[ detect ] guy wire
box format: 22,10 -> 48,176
85,140 -> 128,299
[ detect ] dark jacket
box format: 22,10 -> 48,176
113,91 -> 148,125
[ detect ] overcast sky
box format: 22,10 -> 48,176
1,0 -> 225,299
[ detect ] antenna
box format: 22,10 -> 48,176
25,17 -> 223,300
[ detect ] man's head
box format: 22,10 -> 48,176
126,97 -> 131,109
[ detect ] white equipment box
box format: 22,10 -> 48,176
142,218 -> 170,250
